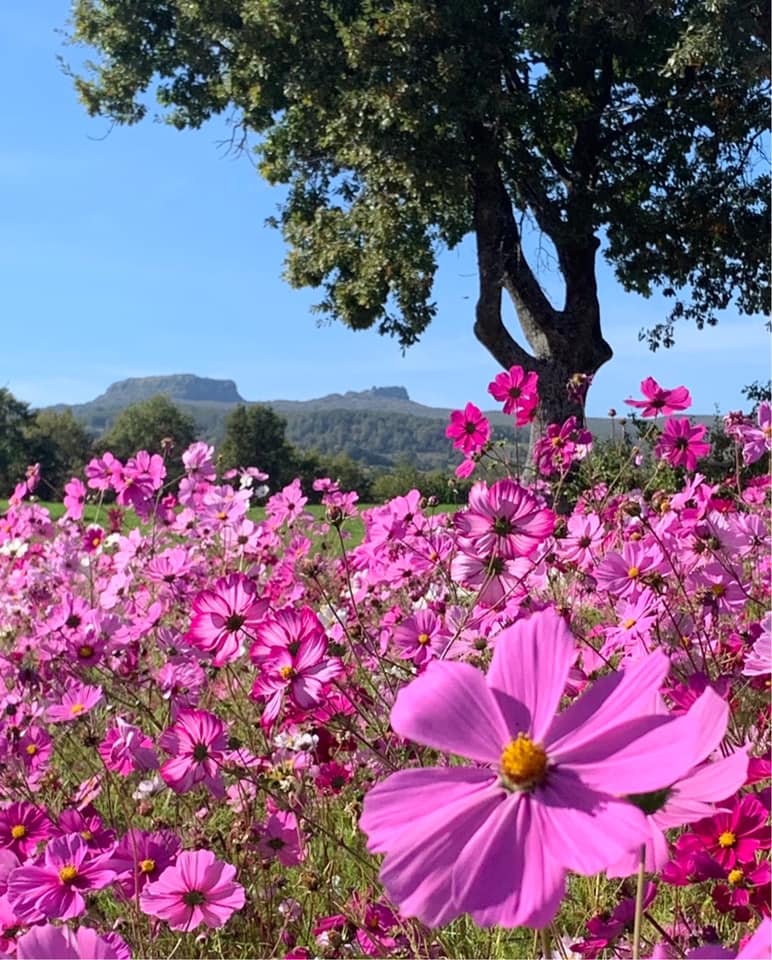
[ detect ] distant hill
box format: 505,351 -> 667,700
44,374 -> 716,470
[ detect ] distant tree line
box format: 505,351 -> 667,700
0,389 -> 470,503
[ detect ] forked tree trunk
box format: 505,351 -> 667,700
470,138 -> 613,457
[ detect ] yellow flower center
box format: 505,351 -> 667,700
279,665 -> 296,680
25,744 -> 38,756
499,734 -> 548,791
92,537 -> 101,548
10,824 -> 26,840
728,868 -> 744,886
627,566 -> 640,579
139,858 -> 156,874
711,584 -> 725,597
622,618 -> 637,630
78,645 -> 94,659
416,632 -> 431,646
70,703 -> 85,715
80,830 -> 92,841
59,865 -> 78,884
718,830 -> 736,848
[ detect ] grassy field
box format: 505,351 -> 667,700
0,499 -> 460,551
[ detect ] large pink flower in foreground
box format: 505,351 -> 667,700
139,849 -> 245,931
360,609 -> 730,929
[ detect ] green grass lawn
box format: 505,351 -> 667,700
1,499 -> 460,551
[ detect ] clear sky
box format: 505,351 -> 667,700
2,2 -> 769,417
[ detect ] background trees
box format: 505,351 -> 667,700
219,404 -> 299,488
68,0 -> 769,429
97,394 -> 197,463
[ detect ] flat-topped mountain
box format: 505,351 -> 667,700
95,374 -> 244,406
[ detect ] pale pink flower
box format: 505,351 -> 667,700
45,679 -> 103,723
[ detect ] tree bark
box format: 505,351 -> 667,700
469,129 -> 612,439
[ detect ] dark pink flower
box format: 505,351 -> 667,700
488,366 -> 539,424
0,803 -> 52,859
139,848 -> 245,931
446,403 -> 491,455
159,709 -> 229,798
625,377 -> 692,417
256,804 -> 306,866
687,793 -> 771,869
63,478 -> 87,521
98,718 -> 158,776
186,572 -> 267,666
110,827 -> 180,897
655,418 -> 711,471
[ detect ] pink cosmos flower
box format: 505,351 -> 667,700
625,377 -> 692,417
488,366 -> 539,425
15,923 -> 129,960
45,679 -> 103,723
685,792 -> 771,870
446,403 -> 491,456
360,608 -> 729,929
98,718 -> 159,776
256,804 -> 307,866
7,834 -> 116,921
0,802 -> 51,859
655,417 -> 711,471
63,477 -> 87,521
159,709 -> 229,798
110,827 -> 181,897
186,572 -> 267,666
533,417 -> 592,476
265,478 -> 309,528
744,613 -> 771,676
84,452 -> 122,491
738,401 -> 772,465
392,609 -> 449,665
139,849 -> 245,931
455,479 -> 555,559
250,608 -> 343,728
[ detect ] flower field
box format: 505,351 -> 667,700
0,373 -> 769,959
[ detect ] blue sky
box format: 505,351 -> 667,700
2,2 -> 769,417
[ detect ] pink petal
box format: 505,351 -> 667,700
539,769 -> 649,875
546,649 -> 669,757
487,609 -> 576,742
377,783 -> 503,927
360,767 -> 496,854
390,661 -> 509,763
470,799 -> 566,929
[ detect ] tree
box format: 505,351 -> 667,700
219,404 -> 299,488
0,389 -> 34,497
98,394 -> 197,466
24,409 -> 93,499
68,1 -> 769,429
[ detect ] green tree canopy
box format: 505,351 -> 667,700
69,0 -> 769,427
25,408 -> 93,499
0,389 -> 34,497
219,404 -> 299,488
98,394 -> 197,465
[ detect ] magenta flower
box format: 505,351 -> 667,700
625,377 -> 692,417
0,803 -> 52,859
488,366 -> 539,425
655,417 -> 711,471
392,609 -> 449,665
186,572 -> 267,666
256,804 -> 307,866
139,849 -> 245,931
159,708 -> 229,798
250,610 -> 343,728
685,792 -> 771,870
45,679 -> 103,723
7,834 -> 116,921
360,609 -> 728,929
455,479 -> 554,559
98,718 -> 158,776
110,827 -> 180,897
445,403 -> 491,456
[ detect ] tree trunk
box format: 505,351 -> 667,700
469,135 -> 612,452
